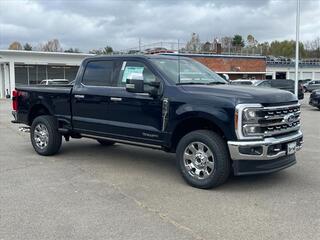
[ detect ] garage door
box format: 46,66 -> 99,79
315,72 -> 320,79
302,72 -> 312,80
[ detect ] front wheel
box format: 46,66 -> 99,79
30,115 -> 62,156
176,130 -> 230,189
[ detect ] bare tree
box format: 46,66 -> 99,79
41,39 -> 62,52
185,33 -> 201,52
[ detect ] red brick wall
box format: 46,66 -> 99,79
192,57 -> 266,73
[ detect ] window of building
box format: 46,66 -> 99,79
82,61 -> 114,86
48,66 -> 64,79
65,66 -> 79,81
15,65 -> 28,85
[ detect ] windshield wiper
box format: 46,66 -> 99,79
176,82 -> 207,85
206,82 -> 226,85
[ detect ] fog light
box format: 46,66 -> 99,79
239,146 -> 263,155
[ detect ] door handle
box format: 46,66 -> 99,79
110,97 -> 122,102
74,94 -> 85,99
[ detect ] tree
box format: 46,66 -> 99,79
8,41 -> 23,50
89,49 -> 103,55
64,48 -> 81,53
41,39 -> 62,52
232,35 -> 245,48
89,45 -> 113,55
304,37 -> 320,58
103,46 -> 113,54
268,40 -> 306,58
201,41 -> 212,52
23,43 -> 32,51
246,35 -> 258,47
186,33 -> 201,52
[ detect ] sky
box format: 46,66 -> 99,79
0,0 -> 319,52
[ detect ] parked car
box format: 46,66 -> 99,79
231,79 -> 304,100
303,80 -> 320,92
230,80 -> 263,86
39,79 -> 69,85
298,79 -> 311,86
309,89 -> 320,109
11,55 -> 303,189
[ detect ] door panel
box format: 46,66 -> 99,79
71,60 -> 116,133
106,88 -> 163,144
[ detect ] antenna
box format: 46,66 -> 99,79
178,39 -> 181,83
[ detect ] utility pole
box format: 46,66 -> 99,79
139,38 -> 141,53
294,0 -> 300,97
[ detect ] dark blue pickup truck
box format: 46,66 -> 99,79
12,55 -> 303,188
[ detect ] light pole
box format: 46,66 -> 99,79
294,0 -> 300,97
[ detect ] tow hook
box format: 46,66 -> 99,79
19,126 -> 30,133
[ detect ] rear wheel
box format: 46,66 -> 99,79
176,130 -> 230,189
30,115 -> 62,156
97,139 -> 115,146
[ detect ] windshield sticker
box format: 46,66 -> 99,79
122,66 -> 144,82
121,61 -> 127,71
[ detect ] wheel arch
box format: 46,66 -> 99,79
170,114 -> 228,152
28,104 -> 52,125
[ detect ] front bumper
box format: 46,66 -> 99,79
228,131 -> 303,175
228,130 -> 303,161
233,155 -> 297,176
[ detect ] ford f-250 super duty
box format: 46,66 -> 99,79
12,55 -> 303,189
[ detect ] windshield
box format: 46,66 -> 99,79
151,58 -> 226,85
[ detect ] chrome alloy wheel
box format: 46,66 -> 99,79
34,123 -> 49,149
183,141 -> 215,179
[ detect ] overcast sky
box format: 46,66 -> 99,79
0,0 -> 319,52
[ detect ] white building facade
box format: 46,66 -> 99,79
0,50 -> 93,98
266,61 -> 320,80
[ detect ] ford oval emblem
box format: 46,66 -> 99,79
284,113 -> 295,125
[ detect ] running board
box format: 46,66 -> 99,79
81,133 -> 162,150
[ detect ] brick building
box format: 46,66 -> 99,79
165,53 -> 267,80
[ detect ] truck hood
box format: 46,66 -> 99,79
181,84 -> 297,105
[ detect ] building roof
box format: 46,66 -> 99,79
162,52 -> 266,59
0,49 -> 94,57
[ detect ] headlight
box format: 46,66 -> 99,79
235,104 -> 263,139
243,108 -> 258,121
243,125 -> 261,136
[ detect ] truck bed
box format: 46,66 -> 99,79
16,84 -> 73,94
14,84 -> 73,127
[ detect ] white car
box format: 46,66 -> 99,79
39,79 -> 69,85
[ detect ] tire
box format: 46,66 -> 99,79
30,115 -> 62,156
176,130 -> 230,189
97,139 -> 115,146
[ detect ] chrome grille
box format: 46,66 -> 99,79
259,104 -> 300,136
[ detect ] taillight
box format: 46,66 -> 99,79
12,89 -> 19,111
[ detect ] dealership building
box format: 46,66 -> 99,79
266,58 -> 320,80
0,50 -> 93,98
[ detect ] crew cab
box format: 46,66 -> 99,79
11,55 -> 303,189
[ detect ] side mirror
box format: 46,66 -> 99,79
126,79 -> 144,93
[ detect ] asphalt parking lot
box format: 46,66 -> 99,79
1,94 -> 319,240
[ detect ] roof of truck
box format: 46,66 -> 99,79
84,54 -> 189,61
